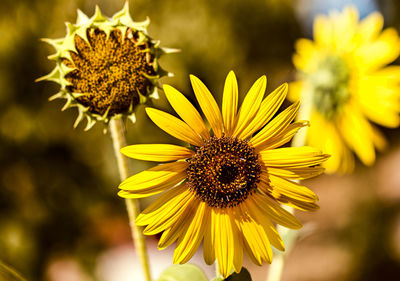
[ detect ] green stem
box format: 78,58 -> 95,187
110,118 -> 152,281
266,88 -> 313,281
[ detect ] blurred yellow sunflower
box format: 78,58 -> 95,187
118,71 -> 328,277
290,6 -> 400,173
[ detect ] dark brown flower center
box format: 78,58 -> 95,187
62,28 -> 156,116
187,136 -> 261,208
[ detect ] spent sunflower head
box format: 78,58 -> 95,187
119,71 -> 329,277
37,3 -> 176,130
290,6 -> 400,173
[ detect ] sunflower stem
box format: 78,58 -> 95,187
110,118 -> 152,281
266,89 -> 313,281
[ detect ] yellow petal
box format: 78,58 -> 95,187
260,146 -> 329,168
214,208 -> 234,278
237,202 -> 272,264
293,39 -> 319,72
233,75 -> 267,137
121,144 -> 193,162
242,234 -> 262,266
250,101 -> 299,148
275,195 -> 320,212
157,197 -> 199,250
158,219 -> 188,250
251,193 -> 302,229
173,200 -> 208,264
163,84 -> 210,140
135,184 -> 191,226
256,120 -> 309,151
229,209 -> 244,273
142,189 -> 195,236
357,12 -> 383,43
203,210 -> 216,265
354,28 -> 400,72
339,105 -> 376,166
357,67 -> 400,128
146,107 -> 204,146
238,83 -> 288,140
370,124 -> 387,152
263,174 -> 318,202
287,81 -> 303,102
118,161 -> 188,198
222,71 -> 238,136
265,166 -> 325,180
246,200 -> 285,251
313,15 -> 333,48
331,6 -> 359,53
155,193 -> 196,250
306,111 -> 354,174
190,75 -> 224,137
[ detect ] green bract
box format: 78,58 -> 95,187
38,3 -> 177,130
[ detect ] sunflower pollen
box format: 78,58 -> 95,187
187,135 -> 261,208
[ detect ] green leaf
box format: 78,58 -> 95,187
224,267 -> 252,281
0,261 -> 27,281
157,264 -> 208,281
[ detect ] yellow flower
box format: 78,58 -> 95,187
119,71 -> 328,277
38,3 -> 175,130
290,6 -> 400,173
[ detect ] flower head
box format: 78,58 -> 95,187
38,3 -> 175,130
290,6 -> 400,173
119,71 -> 328,277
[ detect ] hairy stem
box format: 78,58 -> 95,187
110,118 -> 152,281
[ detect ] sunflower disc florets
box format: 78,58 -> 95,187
38,3 -> 177,130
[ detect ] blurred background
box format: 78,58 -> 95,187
0,0 -> 400,280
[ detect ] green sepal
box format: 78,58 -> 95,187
142,72 -> 160,84
75,25 -> 90,44
84,117 -> 96,131
160,46 -> 181,55
73,110 -> 84,128
149,87 -> 159,100
91,5 -> 107,22
61,96 -> 74,111
136,89 -> 148,105
35,67 -> 62,83
116,26 -> 129,40
76,9 -> 89,25
157,264 -> 208,281
48,90 -> 67,101
128,112 -> 136,123
131,16 -> 150,32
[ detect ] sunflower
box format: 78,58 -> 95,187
119,71 -> 328,277
37,3 -> 175,130
290,6 -> 400,173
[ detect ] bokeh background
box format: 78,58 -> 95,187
1,0 -> 400,280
